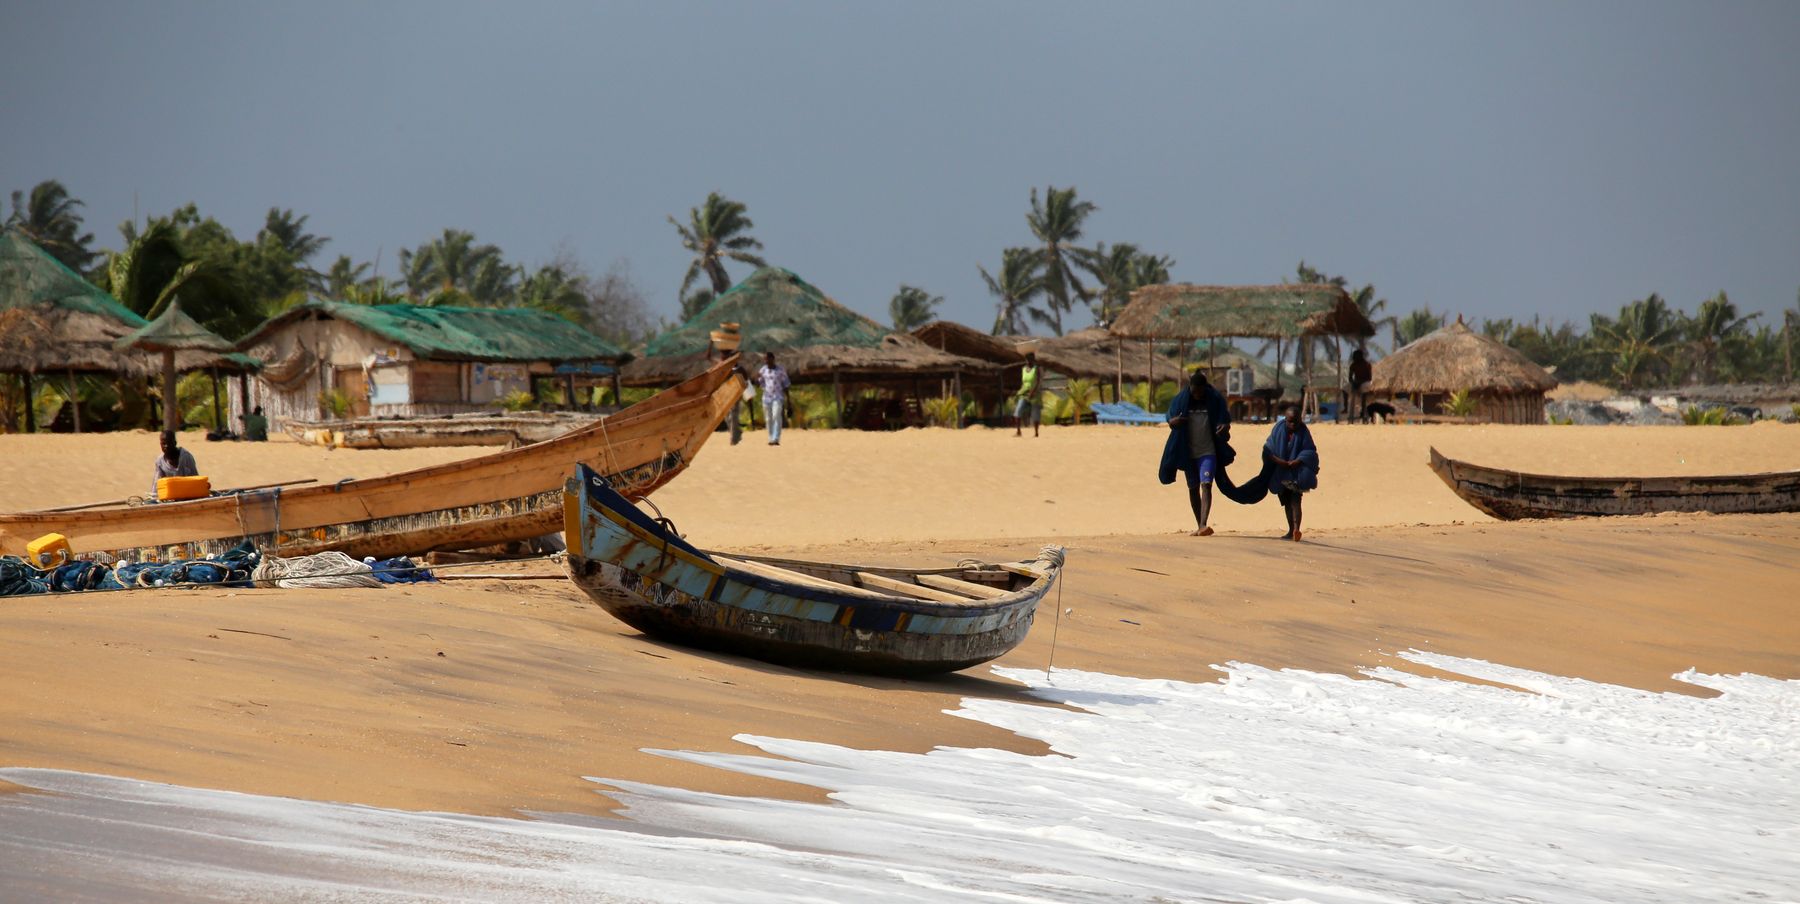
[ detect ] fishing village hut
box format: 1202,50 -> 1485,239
231,300 -> 627,428
625,268 -> 996,427
1,229 -> 256,433
1367,319 -> 1557,423
1111,284 -> 1375,418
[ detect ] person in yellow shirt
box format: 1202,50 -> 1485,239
1012,352 -> 1041,438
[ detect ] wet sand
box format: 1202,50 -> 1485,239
0,423 -> 1795,816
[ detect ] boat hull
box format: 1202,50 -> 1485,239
563,466 -> 1059,676
1428,446 -> 1800,519
286,412 -> 606,449
0,360 -> 744,561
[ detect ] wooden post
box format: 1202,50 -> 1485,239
952,370 -> 963,428
563,372 -> 577,409
211,367 -> 223,432
1145,340 -> 1154,394
1274,338 -> 1284,408
610,370 -> 622,408
832,368 -> 843,429
22,372 -> 33,433
1114,339 -> 1124,402
162,349 -> 178,433
65,368 -> 81,434
237,372 -> 251,428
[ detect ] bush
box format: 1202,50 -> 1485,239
318,388 -> 353,418
1443,388 -> 1478,417
921,396 -> 962,426
1680,405 -> 1742,426
497,389 -> 536,412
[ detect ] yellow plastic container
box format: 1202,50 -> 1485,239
26,533 -> 72,570
157,475 -> 211,502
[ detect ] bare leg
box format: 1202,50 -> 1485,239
1187,481 -> 1214,536
1291,495 -> 1303,541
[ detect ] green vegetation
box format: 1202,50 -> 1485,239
496,389 -> 536,412
318,388 -> 353,418
1680,406 -> 1743,426
1443,388 -> 1477,417
669,192 -> 766,319
888,285 -> 942,332
921,395 -> 962,426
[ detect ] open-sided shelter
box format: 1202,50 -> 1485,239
1111,284 -> 1375,415
1368,319 -> 1557,423
115,300 -> 252,433
233,299 -> 627,427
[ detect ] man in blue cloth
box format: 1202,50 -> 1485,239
1160,369 -> 1231,536
1265,405 -> 1320,541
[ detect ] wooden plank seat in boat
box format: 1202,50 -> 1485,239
714,555 -> 896,602
915,572 -> 1012,600
854,571 -> 973,604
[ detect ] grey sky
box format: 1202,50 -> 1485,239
5,0 -> 1797,336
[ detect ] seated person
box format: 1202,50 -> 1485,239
241,406 -> 269,442
153,430 -> 199,498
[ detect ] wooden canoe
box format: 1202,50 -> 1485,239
1429,446 -> 1800,520
563,463 -> 1064,675
0,359 -> 744,562
285,411 -> 607,449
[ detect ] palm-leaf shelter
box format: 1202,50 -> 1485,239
115,301 -> 243,434
232,299 -> 628,428
1,228 -> 255,433
1368,318 -> 1557,423
911,321 -> 1187,416
1111,284 -> 1375,416
624,268 -> 997,426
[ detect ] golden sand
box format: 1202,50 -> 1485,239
0,423 -> 1795,816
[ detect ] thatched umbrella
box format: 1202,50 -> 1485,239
116,301 -> 235,433
1368,319 -> 1557,423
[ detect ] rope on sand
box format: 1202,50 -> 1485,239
252,551 -> 384,589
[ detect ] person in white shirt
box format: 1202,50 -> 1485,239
756,352 -> 791,445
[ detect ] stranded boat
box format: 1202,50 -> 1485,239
0,359 -> 744,562
1428,446 -> 1800,519
285,410 -> 606,449
564,463 -> 1065,675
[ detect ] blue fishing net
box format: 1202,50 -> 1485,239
3,541 -> 264,596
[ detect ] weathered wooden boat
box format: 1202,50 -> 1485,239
0,359 -> 744,562
563,464 -> 1065,675
1429,446 -> 1800,520
285,410 -> 605,449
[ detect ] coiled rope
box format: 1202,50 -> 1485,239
252,551 -> 384,589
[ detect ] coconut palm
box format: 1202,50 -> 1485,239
7,179 -> 98,272
680,287 -> 716,321
1025,185 -> 1096,336
258,208 -> 328,262
1075,242 -> 1175,327
518,264 -> 589,323
669,192 -> 767,298
1686,291 -> 1758,384
322,255 -> 372,297
978,247 -> 1045,335
398,229 -> 517,305
1593,293 -> 1681,389
888,285 -> 942,332
1395,307 -> 1444,347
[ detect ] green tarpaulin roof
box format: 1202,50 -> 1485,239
238,299 -> 627,363
644,267 -> 887,359
0,228 -> 146,326
1113,284 -> 1374,340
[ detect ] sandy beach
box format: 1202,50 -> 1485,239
1,423 -> 1797,818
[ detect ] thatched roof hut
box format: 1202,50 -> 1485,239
912,320 -> 1027,366
1020,328 -> 1188,384
1112,284 -> 1374,340
625,269 -> 994,388
1368,319 -> 1557,423
0,228 -> 156,374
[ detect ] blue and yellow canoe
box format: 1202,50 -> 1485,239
563,464 -> 1064,676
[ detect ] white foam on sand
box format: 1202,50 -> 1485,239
2,652 -> 1795,903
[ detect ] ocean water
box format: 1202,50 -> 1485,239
1,652 -> 1795,903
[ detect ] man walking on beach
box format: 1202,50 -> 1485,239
1013,351 -> 1041,437
153,430 -> 198,497
1162,369 -> 1230,536
1265,404 -> 1319,541
757,351 -> 790,445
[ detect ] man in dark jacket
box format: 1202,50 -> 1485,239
1160,369 -> 1231,536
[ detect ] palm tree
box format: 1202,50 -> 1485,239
1349,284 -> 1394,353
1395,307 -> 1444,347
341,278 -> 406,306
680,287 -> 716,321
1593,293 -> 1681,389
7,179 -> 98,272
888,285 -> 942,332
669,192 -> 766,298
398,229 -> 516,305
978,247 -> 1045,335
322,255 -> 371,297
1686,291 -> 1758,384
1025,185 -> 1096,336
518,264 -> 589,323
258,208 -> 328,262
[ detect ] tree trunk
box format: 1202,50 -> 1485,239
832,369 -> 843,429
162,350 -> 178,433
211,367 -> 223,432
66,369 -> 81,434
24,371 -> 35,433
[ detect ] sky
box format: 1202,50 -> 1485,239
2,654 -> 1795,899
4,1 -> 1798,335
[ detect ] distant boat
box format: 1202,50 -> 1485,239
1428,446 -> 1800,519
0,359 -> 744,562
286,410 -> 606,449
563,464 -> 1065,675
